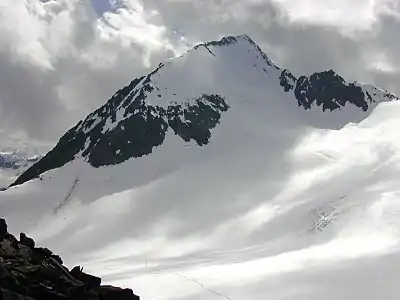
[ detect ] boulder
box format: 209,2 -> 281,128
31,247 -> 52,264
0,219 -> 7,239
50,254 -> 63,265
99,286 -> 140,300
17,245 -> 32,262
0,239 -> 17,258
19,234 -> 34,250
70,266 -> 101,288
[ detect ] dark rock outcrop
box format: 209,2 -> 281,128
0,218 -> 140,300
99,286 -> 139,300
294,70 -> 369,111
0,219 -> 7,238
279,69 -> 297,92
19,233 -> 35,250
70,266 -> 101,289
11,91 -> 229,187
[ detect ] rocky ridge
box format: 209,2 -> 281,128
0,219 -> 140,300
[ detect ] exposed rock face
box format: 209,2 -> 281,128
99,286 -> 140,300
0,219 -> 7,238
294,70 -> 369,111
279,69 -> 296,92
11,92 -> 228,187
279,69 -> 376,112
0,219 -> 140,300
19,233 -> 35,250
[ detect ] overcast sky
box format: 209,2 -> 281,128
1,0 -> 399,145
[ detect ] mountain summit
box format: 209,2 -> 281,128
11,34 -> 396,187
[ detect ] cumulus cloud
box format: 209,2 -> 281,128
1,0 -> 400,145
0,0 -> 175,144
271,0 -> 379,31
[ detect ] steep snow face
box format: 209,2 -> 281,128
12,35 -> 395,187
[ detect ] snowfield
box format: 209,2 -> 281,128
1,35 -> 400,300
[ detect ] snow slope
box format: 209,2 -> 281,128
1,35 -> 400,300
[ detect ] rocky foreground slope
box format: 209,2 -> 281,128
0,219 -> 139,300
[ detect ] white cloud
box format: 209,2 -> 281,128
270,0 -> 381,32
0,0 -> 177,143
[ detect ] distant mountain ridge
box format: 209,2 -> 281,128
0,151 -> 40,170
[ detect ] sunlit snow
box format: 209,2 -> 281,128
1,36 -> 400,300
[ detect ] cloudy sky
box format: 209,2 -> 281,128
1,0 -> 399,145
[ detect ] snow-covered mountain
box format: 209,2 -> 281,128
0,150 -> 41,170
2,35 -> 400,300
10,35 -> 395,187
0,149 -> 42,190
